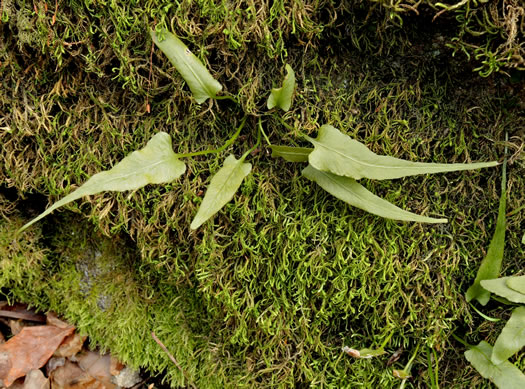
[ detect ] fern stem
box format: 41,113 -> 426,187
213,94 -> 239,104
179,115 -> 246,158
241,117 -> 262,161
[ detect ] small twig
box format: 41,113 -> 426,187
0,309 -> 46,322
146,40 -> 154,113
433,0 -> 469,22
151,332 -> 196,388
52,0 -> 58,25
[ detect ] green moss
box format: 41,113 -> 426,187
0,0 -> 524,388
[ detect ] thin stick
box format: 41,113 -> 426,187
146,41 -> 154,113
0,310 -> 46,322
52,0 -> 58,25
151,332 -> 196,388
178,115 -> 247,158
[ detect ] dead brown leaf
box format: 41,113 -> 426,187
0,304 -> 46,323
45,314 -> 71,330
46,357 -> 65,376
8,378 -> 24,389
54,334 -> 86,358
387,347 -> 403,366
109,357 -> 124,376
73,352 -> 115,389
50,361 -> 104,389
0,325 -> 75,387
22,369 -> 49,389
8,320 -> 25,336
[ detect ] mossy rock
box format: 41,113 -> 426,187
0,1 -> 524,387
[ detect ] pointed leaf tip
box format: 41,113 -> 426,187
491,307 -> 525,365
19,132 -> 185,233
306,125 -> 498,180
190,154 -> 251,230
151,28 -> 222,104
466,160 -> 506,305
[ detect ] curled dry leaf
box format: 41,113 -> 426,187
74,351 -> 116,389
8,320 -> 25,336
8,378 -> 24,389
50,361 -> 104,389
0,325 -> 74,387
342,345 -> 387,358
393,369 -> 411,379
46,313 -> 71,329
46,357 -> 65,376
22,369 -> 49,389
387,347 -> 404,366
109,357 -> 125,376
341,346 -> 360,358
54,333 -> 86,358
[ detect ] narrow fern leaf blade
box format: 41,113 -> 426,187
302,165 -> 447,223
151,29 -> 222,104
465,341 -> 525,389
267,64 -> 295,112
190,154 -> 251,230
19,132 -> 185,232
466,160 -> 507,305
306,125 -> 498,180
492,307 -> 525,365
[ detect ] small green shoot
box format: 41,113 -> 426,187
491,306 -> 525,365
469,302 -> 501,323
426,346 -> 440,389
270,145 -> 312,162
393,343 -> 420,389
342,346 -> 387,358
466,147 -> 507,305
267,64 -> 295,112
465,341 -> 525,389
190,154 -> 252,230
150,28 -> 223,104
18,132 -> 185,232
342,332 -> 393,359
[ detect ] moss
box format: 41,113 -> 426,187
0,0 -> 524,388
358,0 -> 525,76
